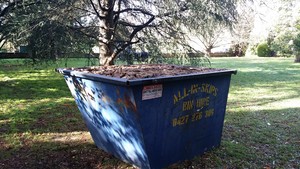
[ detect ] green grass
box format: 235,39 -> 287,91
0,57 -> 299,168
209,57 -> 300,168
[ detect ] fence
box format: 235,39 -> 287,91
0,53 -> 29,59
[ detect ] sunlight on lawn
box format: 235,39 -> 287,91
267,98 -> 300,109
0,119 -> 11,125
1,98 -> 75,114
213,57 -> 300,112
1,57 -> 299,169
28,131 -> 94,145
237,67 -> 262,72
229,83 -> 300,111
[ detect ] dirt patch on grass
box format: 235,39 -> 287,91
0,143 -> 133,169
67,64 -> 225,79
0,131 -> 133,169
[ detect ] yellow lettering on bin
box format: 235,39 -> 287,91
183,88 -> 188,98
201,84 -> 218,96
205,109 -> 214,118
202,84 -> 209,93
209,85 -> 218,96
173,84 -> 218,105
173,94 -> 179,104
172,115 -> 189,127
191,112 -> 202,122
191,84 -> 199,94
183,100 -> 194,111
196,97 -> 210,108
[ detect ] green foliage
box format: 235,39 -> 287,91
228,43 -> 248,57
27,20 -> 96,62
263,0 -> 300,58
1,0 -> 239,65
0,0 -> 96,62
293,33 -> 300,51
256,42 -> 272,57
269,30 -> 295,57
293,33 -> 300,62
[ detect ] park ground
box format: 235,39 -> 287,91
0,57 -> 299,168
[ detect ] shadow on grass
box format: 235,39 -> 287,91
219,107 -> 300,168
167,107 -> 300,169
0,78 -> 70,100
0,141 -> 131,169
0,100 -> 88,134
0,66 -> 88,134
1,58 -> 299,168
1,105 -> 298,169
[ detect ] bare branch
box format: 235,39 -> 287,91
158,4 -> 189,18
118,20 -> 156,28
129,16 -> 155,41
115,8 -> 154,16
67,23 -> 103,44
89,0 -> 104,20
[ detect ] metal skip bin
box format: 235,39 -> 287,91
57,68 -> 237,169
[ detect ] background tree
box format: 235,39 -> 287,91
0,0 -> 40,50
69,0 -> 237,65
1,0 -> 96,62
293,22 -> 300,62
247,0 -> 300,60
268,0 -> 300,57
188,19 -> 227,56
1,0 -> 237,65
23,1 -> 96,62
231,0 -> 255,56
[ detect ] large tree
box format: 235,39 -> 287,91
231,0 -> 255,56
187,19 -> 228,56
1,0 -> 96,61
19,1 -> 96,61
293,22 -> 300,63
70,0 -> 237,65
0,0 -> 38,49
1,0 -> 237,65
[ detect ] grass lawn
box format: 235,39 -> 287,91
0,57 -> 299,168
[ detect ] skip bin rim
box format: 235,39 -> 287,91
56,67 -> 237,86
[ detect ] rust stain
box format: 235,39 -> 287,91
124,94 -> 137,112
116,93 -> 138,114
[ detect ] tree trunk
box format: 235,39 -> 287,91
98,0 -> 115,66
295,55 -> 300,63
50,39 -> 56,61
99,42 -> 114,65
206,46 -> 213,57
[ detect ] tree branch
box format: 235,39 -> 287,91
115,8 -> 154,16
0,0 -> 37,18
67,23 -> 104,44
112,39 -> 141,61
129,16 -> 155,40
89,0 -> 104,20
118,20 -> 156,28
158,4 -> 189,18
97,0 -> 106,11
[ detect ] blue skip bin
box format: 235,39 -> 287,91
57,66 -> 236,169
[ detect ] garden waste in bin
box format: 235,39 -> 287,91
57,65 -> 236,169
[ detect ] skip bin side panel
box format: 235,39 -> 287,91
133,74 -> 233,169
63,75 -> 150,169
132,85 -> 166,168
